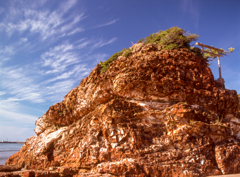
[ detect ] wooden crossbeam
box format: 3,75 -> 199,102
201,50 -> 223,57
196,42 -> 224,52
195,42 -> 224,81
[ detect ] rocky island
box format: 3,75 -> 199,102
1,27 -> 240,177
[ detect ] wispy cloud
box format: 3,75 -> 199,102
58,0 -> 77,15
41,37 -> 116,75
0,91 -> 6,96
0,66 -> 44,103
0,0 -> 85,40
67,27 -> 84,36
0,0 -> 118,141
91,37 -> 117,49
0,34 -> 115,105
44,65 -> 88,84
0,37 -> 31,59
19,38 -> 28,42
94,19 -> 118,28
41,42 -> 80,74
0,46 -> 15,55
0,63 -> 87,104
0,107 -> 37,122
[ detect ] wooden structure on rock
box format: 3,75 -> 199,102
196,42 -> 225,88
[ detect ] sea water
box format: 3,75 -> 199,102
0,143 -> 23,165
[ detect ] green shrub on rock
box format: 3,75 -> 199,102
99,48 -> 133,73
100,27 -> 200,73
99,27 -> 235,73
100,27 -> 235,73
141,27 -> 200,50
99,49 -> 126,73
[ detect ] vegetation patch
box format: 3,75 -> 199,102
99,26 -> 234,72
202,46 -> 234,63
215,116 -> 225,126
99,48 -> 132,73
139,27 -> 234,64
138,26 -> 199,51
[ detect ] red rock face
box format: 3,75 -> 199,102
4,43 -> 240,176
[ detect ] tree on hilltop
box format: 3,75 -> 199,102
139,27 -> 234,64
138,26 -> 200,50
202,46 -> 235,63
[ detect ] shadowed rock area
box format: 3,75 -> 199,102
1,30 -> 240,176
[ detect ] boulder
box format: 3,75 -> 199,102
3,43 -> 239,176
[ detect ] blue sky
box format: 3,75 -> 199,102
0,0 -> 239,142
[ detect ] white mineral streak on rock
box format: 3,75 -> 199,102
183,170 -> 190,175
151,102 -> 169,110
129,99 -> 169,111
165,137 -> 170,144
118,134 -> 127,142
151,144 -> 163,151
159,97 -> 169,102
32,138 -> 45,155
96,158 -> 135,170
110,130 -> 114,136
118,128 -> 125,135
111,143 -> 118,148
43,127 -> 68,147
137,102 -> 148,107
62,132 -> 66,140
70,148 -> 74,155
191,105 -> 199,109
100,147 -> 108,153
189,158 -> 195,163
146,115 -> 156,120
201,159 -> 205,165
92,86 -> 101,99
173,125 -> 187,135
69,127 -> 76,134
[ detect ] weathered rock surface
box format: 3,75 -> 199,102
3,43 -> 240,176
0,164 -> 21,172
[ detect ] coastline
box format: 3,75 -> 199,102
0,143 -> 24,165
0,142 -> 25,144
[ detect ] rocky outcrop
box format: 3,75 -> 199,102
3,42 -> 240,176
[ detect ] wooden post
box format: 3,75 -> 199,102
217,50 -> 222,79
201,46 -> 204,58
